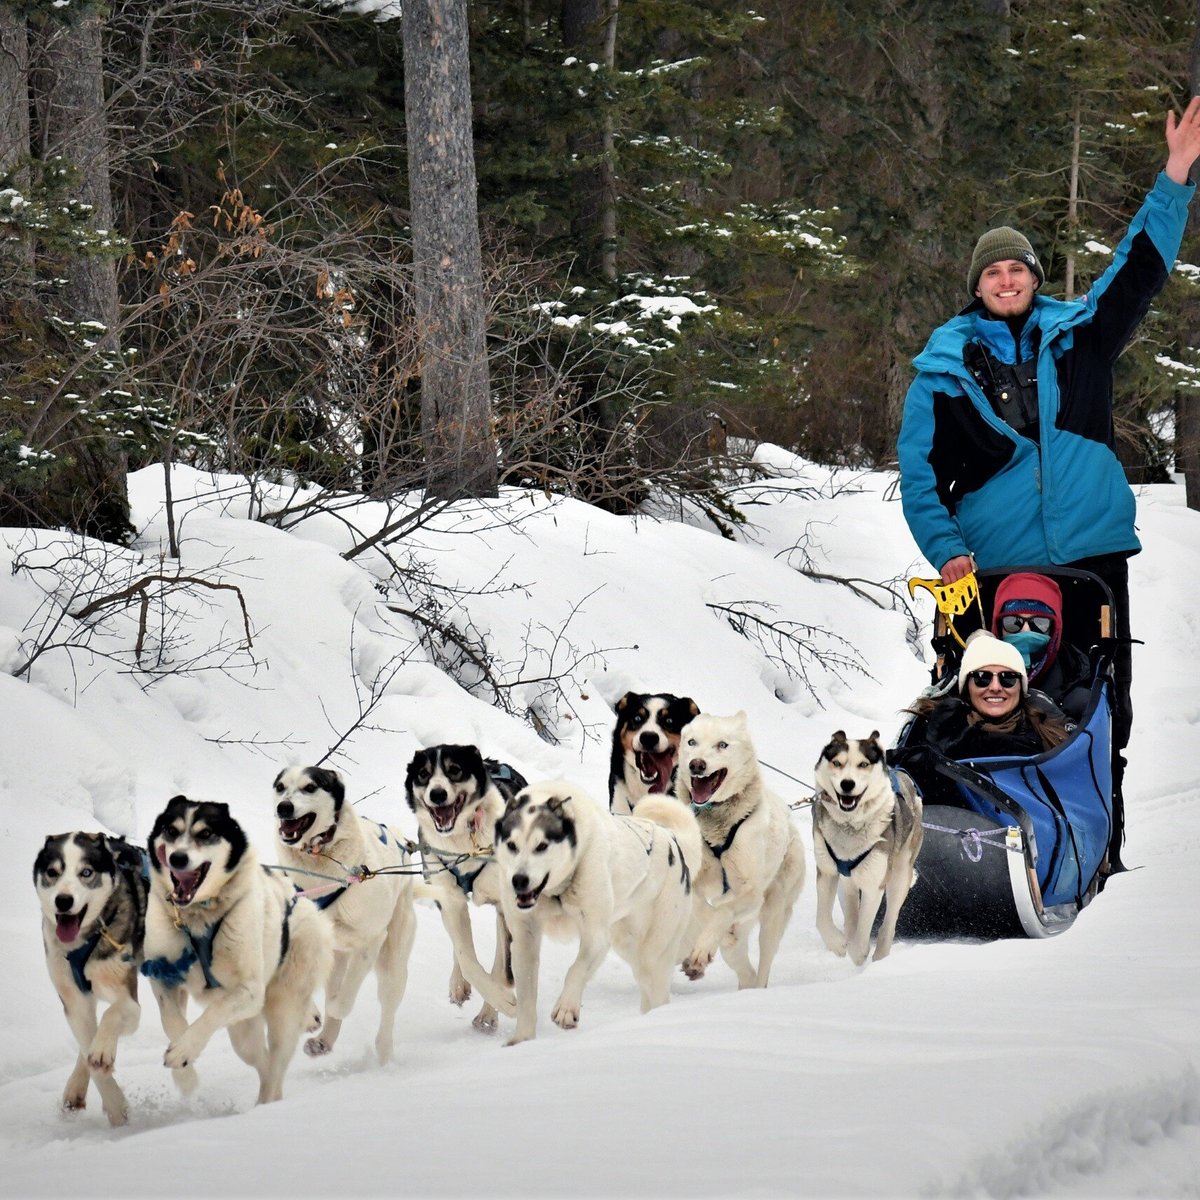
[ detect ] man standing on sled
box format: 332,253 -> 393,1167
897,97 -> 1200,874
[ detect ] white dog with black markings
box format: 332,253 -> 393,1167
273,765 -> 419,1062
143,796 -> 333,1105
813,730 -> 923,965
405,745 -> 525,1032
495,780 -> 702,1046
676,712 -> 806,988
33,832 -> 148,1126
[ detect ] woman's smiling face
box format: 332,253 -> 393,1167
966,664 -> 1022,720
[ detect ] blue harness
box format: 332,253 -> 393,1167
66,932 -> 103,994
419,832 -> 487,897
704,814 -> 750,895
141,916 -> 226,990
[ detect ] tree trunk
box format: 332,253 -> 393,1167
1064,96 -> 1081,301
562,0 -> 618,282
0,6 -> 31,272
402,0 -> 498,500
27,9 -> 131,542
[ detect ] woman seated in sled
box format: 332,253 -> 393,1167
910,631 -> 1070,761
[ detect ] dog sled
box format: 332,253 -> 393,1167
887,566 -> 1116,940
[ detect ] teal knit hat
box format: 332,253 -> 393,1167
968,227 -> 1045,297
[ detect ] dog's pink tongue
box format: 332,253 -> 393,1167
691,773 -> 719,806
56,913 -> 84,943
649,751 -> 674,793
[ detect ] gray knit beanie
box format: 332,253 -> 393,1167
968,227 -> 1045,297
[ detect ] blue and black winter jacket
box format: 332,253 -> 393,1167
898,171 -> 1195,572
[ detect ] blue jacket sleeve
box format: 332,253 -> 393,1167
1078,171 -> 1195,359
897,371 -> 969,573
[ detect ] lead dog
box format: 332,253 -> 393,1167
273,765 -> 419,1062
142,796 -> 332,1104
404,745 -> 525,1032
33,832 -> 148,1126
813,730 -> 923,965
495,780 -> 702,1046
608,691 -> 700,815
675,712 -> 806,988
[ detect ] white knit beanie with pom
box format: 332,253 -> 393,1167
957,630 -> 1028,694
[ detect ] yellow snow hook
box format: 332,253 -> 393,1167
908,572 -> 985,648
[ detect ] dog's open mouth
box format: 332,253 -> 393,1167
170,862 -> 210,906
838,793 -> 861,812
636,749 -> 676,793
514,875 -> 548,910
55,908 -> 86,944
278,812 -> 317,844
426,794 -> 466,835
689,769 -> 727,807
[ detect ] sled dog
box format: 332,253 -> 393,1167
405,745 -> 526,1031
812,731 -> 923,965
274,764 -> 418,1062
609,691 -> 701,815
33,832 -> 148,1126
143,795 -> 333,1104
495,780 -> 702,1045
675,711 -> 806,987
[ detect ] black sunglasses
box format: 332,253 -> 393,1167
999,613 -> 1053,635
968,669 -> 1022,689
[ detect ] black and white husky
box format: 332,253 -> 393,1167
33,832 -> 148,1126
608,691 -> 701,815
813,731 -> 924,965
405,745 -> 526,1032
675,712 -> 806,988
495,780 -> 702,1046
273,765 -> 419,1063
143,796 -> 333,1105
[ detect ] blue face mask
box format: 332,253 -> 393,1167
1003,630 -> 1050,668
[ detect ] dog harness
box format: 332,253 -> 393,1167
142,916 -> 226,990
822,838 -> 876,879
66,932 -> 103,994
704,814 -> 750,895
418,832 -> 488,897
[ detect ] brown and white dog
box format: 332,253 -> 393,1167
33,832 -> 148,1125
273,764 -> 419,1062
608,691 -> 700,815
813,731 -> 923,966
405,745 -> 525,1032
143,796 -> 332,1104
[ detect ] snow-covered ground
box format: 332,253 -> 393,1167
1,449 -> 1197,1198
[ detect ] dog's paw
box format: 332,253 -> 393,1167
821,932 -> 848,957
847,941 -> 870,967
61,1089 -> 87,1113
304,1036 -> 333,1058
164,1035 -> 201,1071
449,977 -> 472,1006
102,1097 -> 130,1127
87,1038 -> 117,1075
551,999 -> 581,1030
472,1006 -> 499,1034
504,1031 -> 533,1048
682,949 -> 714,980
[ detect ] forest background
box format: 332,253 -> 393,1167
2,0 -> 1199,548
